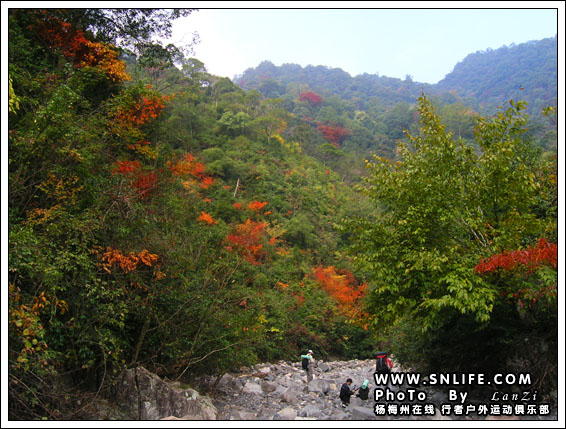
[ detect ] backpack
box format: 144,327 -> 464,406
302,357 -> 309,370
376,353 -> 390,373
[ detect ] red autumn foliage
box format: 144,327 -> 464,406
313,266 -> 367,319
112,160 -> 159,199
298,91 -> 323,106
132,171 -> 158,199
200,176 -> 215,189
247,201 -> 268,211
225,219 -> 269,265
316,123 -> 350,147
112,160 -> 141,175
474,238 -> 557,274
168,153 -> 215,190
29,11 -> 129,81
116,93 -> 171,127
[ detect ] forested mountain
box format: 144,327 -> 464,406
8,9 -> 557,421
235,36 -> 558,153
437,36 -> 557,116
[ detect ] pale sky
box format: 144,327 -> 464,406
170,5 -> 559,84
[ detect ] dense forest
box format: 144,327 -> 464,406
7,9 -> 557,420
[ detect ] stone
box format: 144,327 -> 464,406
307,379 -> 330,394
298,404 -> 322,418
317,362 -> 330,372
116,367 -> 217,420
273,407 -> 297,420
351,406 -> 377,420
330,410 -> 349,420
237,411 -> 257,420
242,382 -> 263,395
281,386 -> 300,404
261,380 -> 277,393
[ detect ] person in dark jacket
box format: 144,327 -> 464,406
339,378 -> 357,407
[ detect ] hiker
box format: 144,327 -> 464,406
339,378 -> 357,407
356,379 -> 370,400
300,350 -> 315,382
375,351 -> 393,374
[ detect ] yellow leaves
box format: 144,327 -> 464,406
25,204 -> 61,225
78,40 -> 131,82
154,271 -> 167,281
127,140 -> 158,160
37,173 -> 83,205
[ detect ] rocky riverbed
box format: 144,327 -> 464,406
104,359 -> 558,421
204,359 -> 557,421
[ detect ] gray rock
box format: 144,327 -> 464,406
307,379 -> 330,394
116,367 -> 217,420
352,406 -> 377,420
299,405 -> 322,418
237,411 -> 257,420
261,380 -> 277,393
242,382 -> 263,395
273,407 -> 297,420
317,362 -> 330,372
330,410 -> 349,420
281,386 -> 300,404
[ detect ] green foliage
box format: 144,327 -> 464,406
348,93 -> 556,390
8,9 -> 377,419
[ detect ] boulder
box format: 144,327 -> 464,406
116,367 -> 217,420
317,362 -> 330,372
351,406 -> 377,420
235,410 -> 257,420
273,407 -> 297,420
298,405 -> 322,418
261,380 -> 277,393
242,381 -> 263,395
330,410 -> 349,420
281,385 -> 301,404
307,379 -> 330,394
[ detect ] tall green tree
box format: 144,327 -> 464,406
348,94 -> 556,378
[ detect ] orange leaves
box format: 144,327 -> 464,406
313,266 -> 367,318
198,211 -> 217,225
475,238 -> 557,274
115,93 -> 171,127
225,219 -> 269,265
168,152 -> 215,191
77,40 -> 130,82
97,247 -> 159,274
247,201 -> 268,211
29,11 -> 130,82
200,176 -> 215,189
